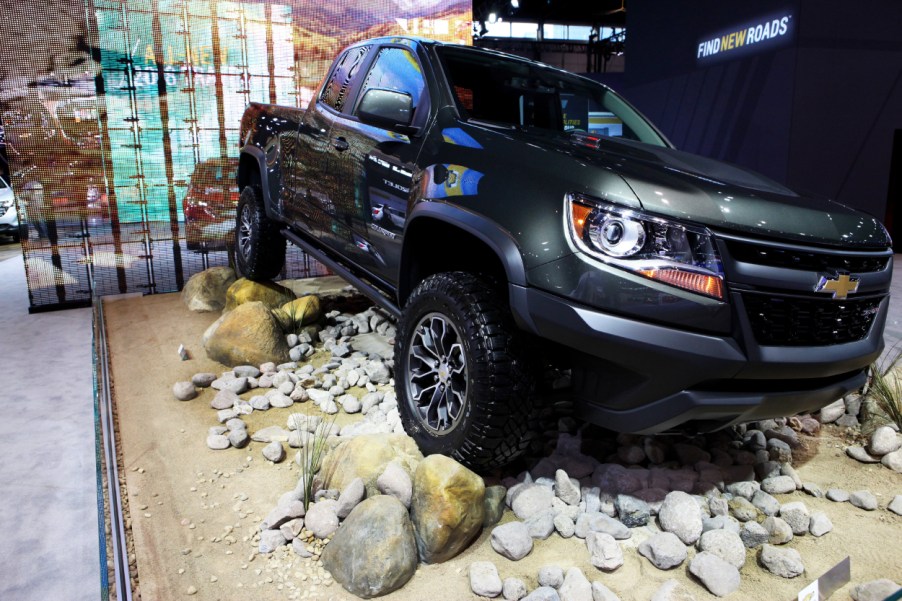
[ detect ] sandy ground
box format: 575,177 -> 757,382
104,287 -> 902,601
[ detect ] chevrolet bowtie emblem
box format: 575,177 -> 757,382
814,273 -> 860,300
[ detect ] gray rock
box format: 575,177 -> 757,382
553,514 -> 576,538
850,490 -> 878,511
779,502 -> 810,535
172,381 -> 198,401
689,552 -> 741,597
262,441 -> 285,462
882,449 -> 902,473
851,579 -> 902,601
206,434 -> 229,450
225,417 -> 246,431
305,499 -> 340,538
251,425 -> 289,443
376,461 -> 412,508
538,565 -> 564,588
637,532 -> 687,570
888,495 -> 902,515
751,490 -> 780,516
491,521 -> 533,560
513,484 -> 555,520
615,494 -> 650,527
739,521 -> 769,548
728,497 -> 759,522
555,469 -> 581,505
836,414 -> 860,428
591,581 -> 622,601
234,365 -> 261,378
649,580 -> 696,601
826,488 -> 850,502
503,577 -> 529,601
708,496 -> 729,517
844,393 -> 863,416
261,500 -> 305,530
847,446 -> 882,463
280,518 -> 304,540
208,425 -> 227,436
818,399 -> 845,423
802,482 -> 824,498
758,543 -> 804,578
526,509 -> 556,540
559,567 -> 592,601
220,377 -> 249,395
259,529 -> 287,553
760,475 -> 796,494
586,532 -> 623,571
191,372 -> 217,388
808,511 -> 833,537
724,481 -> 759,501
484,485 -> 507,528
767,438 -> 793,463
702,515 -> 740,534
250,396 -> 270,411
658,491 -> 703,545
224,427 -> 248,449
761,516 -> 793,545
210,389 -> 239,410
215,408 -> 238,423
321,398 -> 339,414
617,445 -> 646,465
364,360 -> 391,384
574,512 -> 631,540
523,587 -> 561,601
698,529 -> 746,569
336,477 -> 366,519
268,392 -> 293,409
755,460 -> 782,480
338,394 -> 361,414
673,443 -> 710,465
470,561 -> 503,597
321,495 -> 418,598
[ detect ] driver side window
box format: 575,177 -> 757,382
357,47 -> 425,113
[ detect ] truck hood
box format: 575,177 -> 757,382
479,125 -> 889,249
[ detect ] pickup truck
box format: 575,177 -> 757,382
236,36 -> 893,469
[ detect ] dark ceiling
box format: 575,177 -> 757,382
471,0 -> 628,27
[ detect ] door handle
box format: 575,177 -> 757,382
332,137 -> 349,151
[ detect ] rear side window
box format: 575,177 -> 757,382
321,45 -> 371,112
357,47 -> 425,111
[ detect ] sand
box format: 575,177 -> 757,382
103,288 -> 902,601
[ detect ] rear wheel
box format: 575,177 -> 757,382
395,271 -> 539,470
235,185 -> 285,281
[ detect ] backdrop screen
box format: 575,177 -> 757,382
0,0 -> 471,310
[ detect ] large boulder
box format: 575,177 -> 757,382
320,434 -> 423,497
182,266 -> 236,312
224,278 -> 295,312
204,301 -> 290,366
410,454 -> 485,563
321,495 -> 418,598
280,295 -> 322,326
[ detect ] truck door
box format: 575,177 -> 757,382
285,45 -> 372,240
325,44 -> 428,285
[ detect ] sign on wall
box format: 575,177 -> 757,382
696,10 -> 795,64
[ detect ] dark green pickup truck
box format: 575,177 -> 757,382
236,36 -> 893,469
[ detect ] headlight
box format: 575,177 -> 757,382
567,193 -> 725,300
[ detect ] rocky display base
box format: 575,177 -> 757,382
103,273 -> 902,601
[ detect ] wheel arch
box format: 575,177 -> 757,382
237,147 -> 275,214
398,202 -> 527,307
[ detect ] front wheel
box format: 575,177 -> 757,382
235,186 -> 286,281
395,272 -> 539,470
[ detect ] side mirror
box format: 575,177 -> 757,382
357,88 -> 414,131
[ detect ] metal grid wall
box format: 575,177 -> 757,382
0,0 -> 472,311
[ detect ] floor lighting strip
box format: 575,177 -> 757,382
95,298 -> 133,601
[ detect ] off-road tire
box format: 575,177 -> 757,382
235,185 -> 285,281
395,271 -> 539,470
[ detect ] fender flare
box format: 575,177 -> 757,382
401,200 -> 528,299
237,146 -> 278,216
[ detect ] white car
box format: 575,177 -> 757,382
0,177 -> 21,241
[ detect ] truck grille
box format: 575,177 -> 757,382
726,240 -> 889,273
742,293 -> 882,346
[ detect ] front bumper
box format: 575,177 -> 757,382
510,283 -> 884,433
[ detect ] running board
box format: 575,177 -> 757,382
281,228 -> 401,319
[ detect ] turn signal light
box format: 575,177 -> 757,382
639,268 -> 724,300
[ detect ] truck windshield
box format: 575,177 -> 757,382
437,46 -> 667,147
